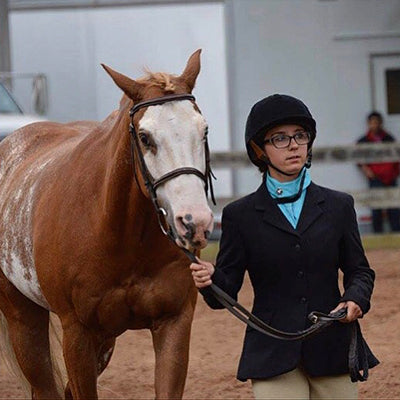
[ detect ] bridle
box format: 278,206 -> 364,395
128,93 -> 371,383
129,93 -> 216,236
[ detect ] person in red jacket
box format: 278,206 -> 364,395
357,112 -> 400,232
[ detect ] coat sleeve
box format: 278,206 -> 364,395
338,195 -> 375,314
199,205 -> 247,309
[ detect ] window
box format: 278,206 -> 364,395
386,69 -> 400,114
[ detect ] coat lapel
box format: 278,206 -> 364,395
254,181 -> 325,236
254,183 -> 299,237
296,182 -> 325,234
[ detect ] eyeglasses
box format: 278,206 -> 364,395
264,132 -> 311,149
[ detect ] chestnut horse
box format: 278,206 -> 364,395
0,50 -> 213,399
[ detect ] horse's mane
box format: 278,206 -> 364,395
118,70 -> 180,110
138,70 -> 177,94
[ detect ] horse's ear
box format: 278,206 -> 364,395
180,49 -> 201,92
101,64 -> 144,100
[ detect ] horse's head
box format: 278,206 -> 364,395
102,50 -> 214,250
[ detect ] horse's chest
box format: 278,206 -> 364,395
93,275 -> 193,333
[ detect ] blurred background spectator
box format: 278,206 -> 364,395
357,112 -> 400,233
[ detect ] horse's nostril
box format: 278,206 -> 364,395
175,211 -> 212,248
184,214 -> 193,222
183,222 -> 196,240
176,216 -> 195,240
176,216 -> 186,230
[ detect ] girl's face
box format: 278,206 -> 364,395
263,124 -> 309,182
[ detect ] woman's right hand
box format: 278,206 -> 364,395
190,258 -> 215,288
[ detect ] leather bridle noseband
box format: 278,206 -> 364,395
128,93 -> 371,383
129,93 -> 216,235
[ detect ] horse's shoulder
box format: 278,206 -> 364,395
2,120 -> 99,157
5,121 -> 83,145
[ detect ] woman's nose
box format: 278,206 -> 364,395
289,137 -> 299,149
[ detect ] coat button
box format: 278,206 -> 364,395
300,296 -> 307,303
297,270 -> 304,278
294,244 -> 301,252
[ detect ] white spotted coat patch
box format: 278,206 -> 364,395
0,133 -> 52,309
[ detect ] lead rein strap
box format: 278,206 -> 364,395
129,94 -> 370,382
181,247 -> 369,381
182,248 -> 344,339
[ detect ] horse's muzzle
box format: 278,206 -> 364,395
174,210 -> 213,249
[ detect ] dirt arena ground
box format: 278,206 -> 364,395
0,248 -> 399,399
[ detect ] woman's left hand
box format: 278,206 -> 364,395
330,301 -> 363,323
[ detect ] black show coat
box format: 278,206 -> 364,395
201,182 -> 377,381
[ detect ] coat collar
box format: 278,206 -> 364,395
254,181 -> 325,236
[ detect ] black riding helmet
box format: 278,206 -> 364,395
245,94 -> 317,171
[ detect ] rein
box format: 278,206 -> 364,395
128,93 -> 369,382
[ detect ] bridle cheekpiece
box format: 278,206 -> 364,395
128,93 -> 216,236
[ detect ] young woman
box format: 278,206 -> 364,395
190,94 -> 378,400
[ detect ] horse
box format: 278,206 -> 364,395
0,49 -> 214,399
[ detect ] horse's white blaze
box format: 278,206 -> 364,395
0,134 -> 51,309
138,100 -> 213,244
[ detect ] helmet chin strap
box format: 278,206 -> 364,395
274,167 -> 306,204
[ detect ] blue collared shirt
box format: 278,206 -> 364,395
266,169 -> 311,228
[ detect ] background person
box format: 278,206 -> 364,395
357,111 -> 400,233
191,94 -> 378,400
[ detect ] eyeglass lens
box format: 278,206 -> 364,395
270,132 -> 310,148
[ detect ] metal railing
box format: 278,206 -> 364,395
0,71 -> 48,115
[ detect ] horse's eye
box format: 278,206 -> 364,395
139,133 -> 150,147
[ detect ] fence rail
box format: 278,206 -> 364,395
210,142 -> 400,211
210,142 -> 400,167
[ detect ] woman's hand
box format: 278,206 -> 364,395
190,258 -> 215,288
331,301 -> 363,323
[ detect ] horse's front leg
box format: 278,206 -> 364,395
151,304 -> 195,400
62,318 -> 99,400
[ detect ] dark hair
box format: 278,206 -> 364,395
367,111 -> 383,122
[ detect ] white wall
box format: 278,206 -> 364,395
226,0 -> 400,198
9,0 -> 400,209
9,2 -> 232,196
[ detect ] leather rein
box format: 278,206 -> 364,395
128,93 -> 369,382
